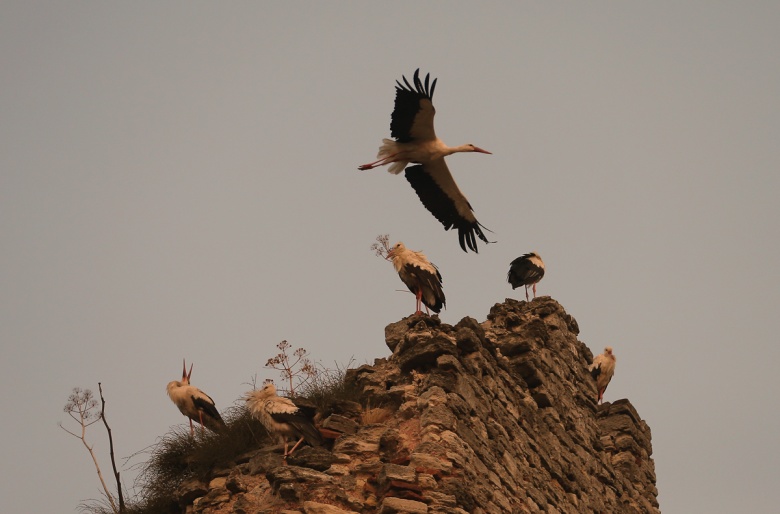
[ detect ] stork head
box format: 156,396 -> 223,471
604,347 -> 613,356
387,242 -> 406,258
262,380 -> 277,395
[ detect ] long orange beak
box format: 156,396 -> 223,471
473,146 -> 492,155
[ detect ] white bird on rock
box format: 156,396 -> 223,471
589,347 -> 616,404
387,241 -> 445,316
507,252 -> 545,301
359,69 -> 492,253
166,359 -> 225,436
245,382 -> 323,459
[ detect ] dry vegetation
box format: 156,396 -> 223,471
360,405 -> 394,425
124,405 -> 268,514
79,354 -> 369,514
370,233 -> 392,260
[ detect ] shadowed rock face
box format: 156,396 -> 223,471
174,297 -> 659,514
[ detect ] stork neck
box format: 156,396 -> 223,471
448,144 -> 473,155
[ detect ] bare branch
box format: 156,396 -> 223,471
264,340 -> 318,397
59,387 -> 119,514
99,383 -> 125,513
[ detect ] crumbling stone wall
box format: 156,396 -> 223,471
177,298 -> 659,513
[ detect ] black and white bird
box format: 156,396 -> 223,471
245,382 -> 323,459
507,252 -> 545,301
589,347 -> 616,404
166,359 -> 225,436
359,69 -> 492,253
387,241 -> 445,316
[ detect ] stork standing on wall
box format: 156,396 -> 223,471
166,359 -> 225,436
507,252 -> 546,301
359,69 -> 493,253
245,382 -> 323,460
589,347 -> 616,404
387,241 -> 446,316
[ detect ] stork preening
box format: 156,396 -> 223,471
507,252 -> 545,301
166,359 -> 225,436
359,69 -> 492,253
387,241 -> 446,316
589,347 -> 616,404
245,382 -> 323,460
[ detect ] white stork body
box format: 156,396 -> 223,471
166,360 -> 225,436
245,382 -> 323,459
589,347 -> 616,404
387,242 -> 445,316
359,69 -> 492,253
507,252 -> 546,301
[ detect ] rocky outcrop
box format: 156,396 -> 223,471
175,297 -> 658,513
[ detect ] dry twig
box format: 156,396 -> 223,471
370,234 -> 392,260
59,387 -> 119,514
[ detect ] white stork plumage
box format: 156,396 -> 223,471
589,347 -> 616,404
166,359 -> 225,436
245,382 -> 323,459
507,252 -> 546,301
387,241 -> 446,316
359,69 -> 492,253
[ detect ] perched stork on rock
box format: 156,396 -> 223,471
166,359 -> 225,436
387,241 -> 445,316
589,347 -> 616,404
359,69 -> 492,253
245,382 -> 323,459
507,252 -> 545,301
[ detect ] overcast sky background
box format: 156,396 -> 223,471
2,2 -> 778,512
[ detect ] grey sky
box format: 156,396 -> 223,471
1,2 -> 778,512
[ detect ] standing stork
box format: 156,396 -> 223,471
589,347 -> 616,404
507,252 -> 545,301
359,69 -> 493,253
245,382 -> 323,460
387,241 -> 445,316
166,359 -> 225,436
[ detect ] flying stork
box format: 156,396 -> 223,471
359,69 -> 493,253
387,241 -> 446,316
589,347 -> 616,404
245,382 -> 323,460
507,252 -> 545,301
166,359 -> 225,436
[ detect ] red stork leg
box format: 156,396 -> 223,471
287,436 -> 306,457
281,441 -> 290,464
525,285 -> 530,301
358,152 -> 399,171
189,418 -> 194,438
415,289 -> 423,315
532,283 -> 537,298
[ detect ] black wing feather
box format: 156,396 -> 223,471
405,165 -> 489,253
507,254 -> 545,288
402,263 -> 446,313
191,395 -> 226,429
391,68 -> 435,142
270,412 -> 323,446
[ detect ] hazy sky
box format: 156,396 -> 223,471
2,2 -> 778,512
